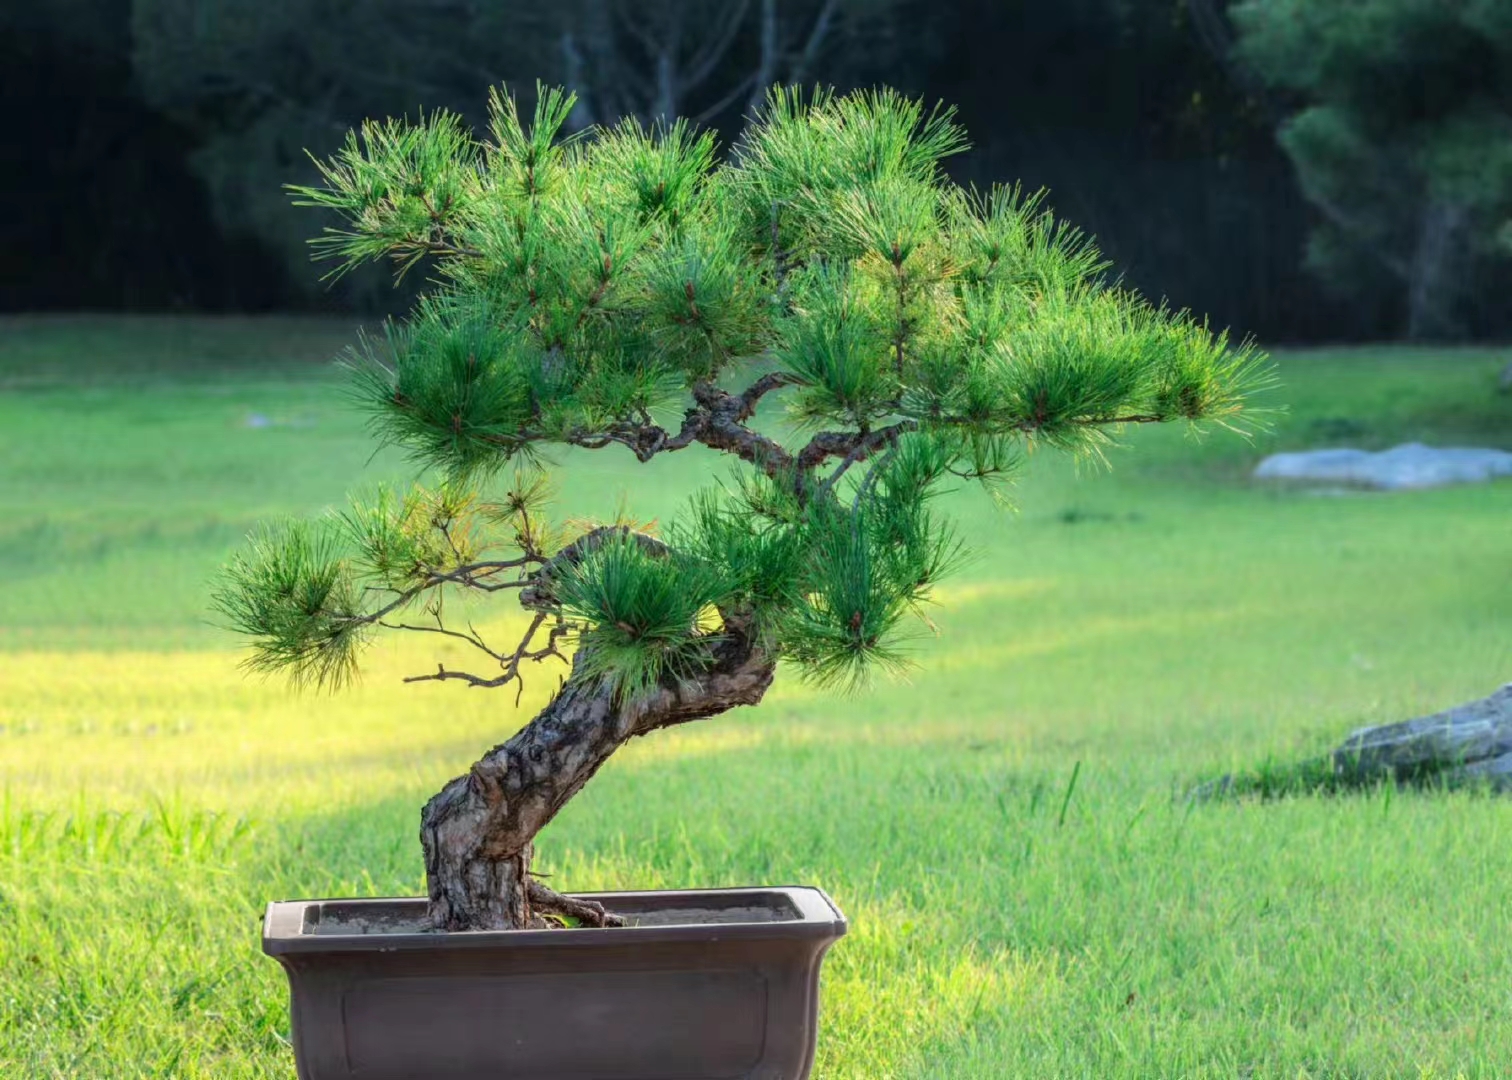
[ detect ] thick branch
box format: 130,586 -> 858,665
549,377 -> 797,473
689,379 -> 798,476
736,370 -> 799,418
798,419 -> 918,473
508,378 -> 1172,509
524,372 -> 794,468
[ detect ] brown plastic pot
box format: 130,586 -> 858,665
262,885 -> 847,1080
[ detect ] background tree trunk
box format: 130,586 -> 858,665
420,627 -> 777,931
1405,198 -> 1470,341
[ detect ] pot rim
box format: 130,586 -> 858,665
263,884 -> 847,955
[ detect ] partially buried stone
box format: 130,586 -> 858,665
1254,443 -> 1512,490
1187,685 -> 1512,800
1333,684 -> 1512,788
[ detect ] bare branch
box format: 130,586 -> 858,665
564,429 -> 649,455
427,558 -> 545,592
379,617 -> 511,665
403,610 -> 571,705
405,664 -> 518,689
333,556 -> 541,642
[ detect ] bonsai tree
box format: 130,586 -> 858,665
216,84 -> 1265,932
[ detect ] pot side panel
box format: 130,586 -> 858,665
340,968 -> 768,1079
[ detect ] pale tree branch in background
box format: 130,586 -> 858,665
549,0 -> 863,131
787,0 -> 841,87
1182,0 -> 1417,284
746,0 -> 780,120
683,0 -> 753,93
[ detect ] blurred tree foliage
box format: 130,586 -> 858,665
129,0 -> 923,311
13,0 -> 1512,343
1219,0 -> 1512,340
515,0 -> 920,131
935,0 -> 1345,344
130,0 -> 513,311
1,1 -> 288,310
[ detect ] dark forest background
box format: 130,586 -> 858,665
5,0 -> 1512,344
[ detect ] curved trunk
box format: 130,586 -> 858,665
420,628 -> 777,931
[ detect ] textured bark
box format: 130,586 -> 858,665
420,626 -> 777,931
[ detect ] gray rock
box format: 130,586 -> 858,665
1460,751 -> 1512,786
1333,685 -> 1512,789
1187,685 -> 1512,800
1254,442 -> 1512,490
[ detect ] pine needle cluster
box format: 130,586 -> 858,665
218,82 -> 1270,700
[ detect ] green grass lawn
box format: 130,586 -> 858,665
2,315 -> 1512,1078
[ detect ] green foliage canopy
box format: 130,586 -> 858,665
216,84 -> 1267,700
1230,0 -> 1512,338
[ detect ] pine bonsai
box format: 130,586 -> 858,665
216,84 -> 1267,932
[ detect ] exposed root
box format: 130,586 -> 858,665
527,879 -> 626,928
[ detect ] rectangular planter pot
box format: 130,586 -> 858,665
263,885 -> 847,1080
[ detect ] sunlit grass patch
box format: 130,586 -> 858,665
0,638 -> 556,812
820,900 -> 1057,1080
